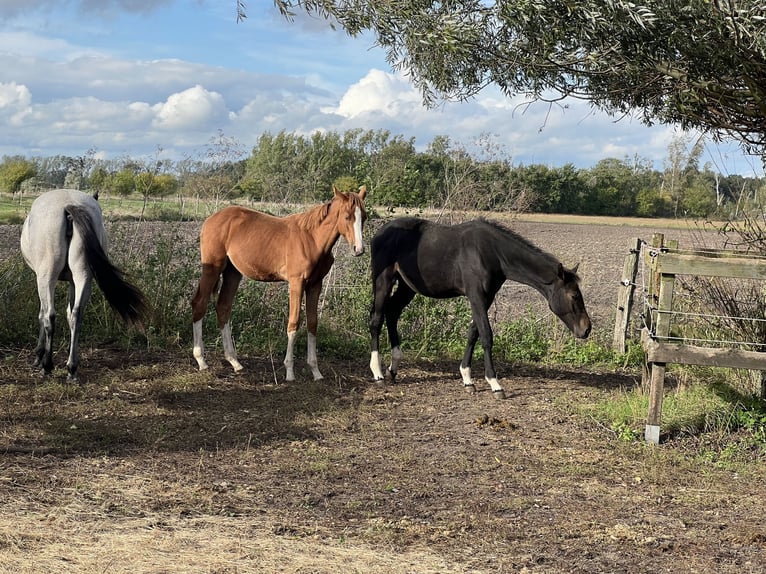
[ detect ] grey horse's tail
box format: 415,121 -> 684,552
66,205 -> 148,326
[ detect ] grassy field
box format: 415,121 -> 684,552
1,190 -> 765,572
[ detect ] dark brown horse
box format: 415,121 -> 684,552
191,186 -> 367,380
369,217 -> 591,398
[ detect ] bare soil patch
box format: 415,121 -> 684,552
1,217 -> 763,573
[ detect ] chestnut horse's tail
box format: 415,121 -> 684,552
66,205 -> 148,327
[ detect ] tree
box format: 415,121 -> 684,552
663,133 -> 706,217
0,156 -> 37,194
182,130 -> 246,209
262,1 -> 766,162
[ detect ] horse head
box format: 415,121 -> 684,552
548,263 -> 591,339
333,185 -> 368,256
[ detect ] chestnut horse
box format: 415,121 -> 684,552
369,217 -> 591,398
191,186 -> 367,380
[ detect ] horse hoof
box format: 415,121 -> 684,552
492,389 -> 507,400
463,384 -> 476,395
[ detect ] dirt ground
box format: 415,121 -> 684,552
1,217 -> 764,573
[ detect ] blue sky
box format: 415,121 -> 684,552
0,0 -> 762,176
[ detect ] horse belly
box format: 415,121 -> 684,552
230,255 -> 285,282
396,264 -> 463,298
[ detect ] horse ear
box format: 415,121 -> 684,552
358,185 -> 367,199
557,263 -> 565,280
333,185 -> 343,199
571,263 -> 579,274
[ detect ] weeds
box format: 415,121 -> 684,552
3,201 -> 765,451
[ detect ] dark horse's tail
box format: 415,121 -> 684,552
66,205 -> 148,326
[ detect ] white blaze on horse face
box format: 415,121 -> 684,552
353,206 -> 364,255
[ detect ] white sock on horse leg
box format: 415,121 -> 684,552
370,351 -> 385,380
284,330 -> 297,381
460,365 -> 477,393
307,332 -> 323,380
192,319 -> 208,370
390,346 -> 404,375
221,322 -> 243,372
486,376 -> 506,399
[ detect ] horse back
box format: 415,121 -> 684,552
21,189 -> 104,276
200,205 -> 320,282
372,217 -> 467,297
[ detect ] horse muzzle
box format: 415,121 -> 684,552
574,319 -> 592,339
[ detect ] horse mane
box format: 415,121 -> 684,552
293,191 -> 365,231
294,200 -> 332,230
477,217 -> 578,279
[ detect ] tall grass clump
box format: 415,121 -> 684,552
0,255 -> 39,346
579,365 -> 766,449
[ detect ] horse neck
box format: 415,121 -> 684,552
494,233 -> 559,295
294,202 -> 341,254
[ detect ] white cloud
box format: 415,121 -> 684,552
330,69 -> 421,120
0,81 -> 31,108
0,81 -> 32,126
152,85 -> 227,131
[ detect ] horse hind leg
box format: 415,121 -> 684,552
382,280 -> 415,381
369,266 -> 396,381
305,283 -> 323,380
34,274 -> 57,376
191,262 -> 224,370
216,263 -> 244,372
65,276 -> 92,382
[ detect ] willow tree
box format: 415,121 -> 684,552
242,1 -> 766,163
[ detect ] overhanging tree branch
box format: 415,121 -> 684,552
243,0 -> 766,163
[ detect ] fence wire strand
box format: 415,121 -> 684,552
638,239 -> 766,350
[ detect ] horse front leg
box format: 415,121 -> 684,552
284,280 -> 304,382
468,299 -> 506,399
304,282 -> 323,380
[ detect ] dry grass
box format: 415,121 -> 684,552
1,349 -> 766,573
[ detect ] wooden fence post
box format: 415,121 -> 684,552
644,235 -> 677,444
613,237 -> 642,353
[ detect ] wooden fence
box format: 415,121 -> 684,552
614,233 -> 766,444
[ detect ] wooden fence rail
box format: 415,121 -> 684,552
614,233 -> 766,444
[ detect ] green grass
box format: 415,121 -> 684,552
576,364 -> 766,453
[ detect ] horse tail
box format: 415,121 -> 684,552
66,205 -> 148,327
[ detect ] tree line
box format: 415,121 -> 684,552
1,128 -> 763,218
